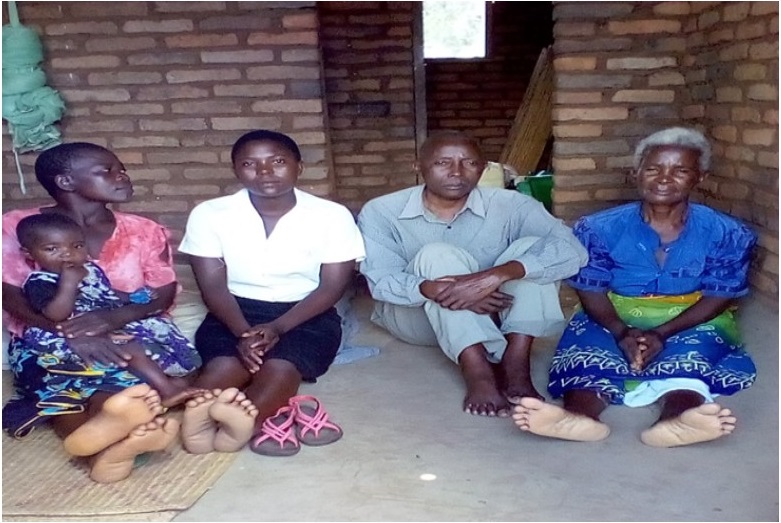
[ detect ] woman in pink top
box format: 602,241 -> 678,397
2,142 -> 191,483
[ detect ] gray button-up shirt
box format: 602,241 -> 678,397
357,185 -> 588,306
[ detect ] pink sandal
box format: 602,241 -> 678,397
250,405 -> 300,457
289,395 -> 343,446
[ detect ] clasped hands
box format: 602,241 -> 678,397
420,272 -> 513,314
238,323 -> 281,373
616,327 -> 665,372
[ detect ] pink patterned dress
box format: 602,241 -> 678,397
2,208 -> 192,437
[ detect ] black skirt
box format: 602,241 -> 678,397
194,296 -> 341,381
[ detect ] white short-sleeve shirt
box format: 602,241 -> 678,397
179,188 -> 366,302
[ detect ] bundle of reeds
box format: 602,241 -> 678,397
499,45 -> 554,175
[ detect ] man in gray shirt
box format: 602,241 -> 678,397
357,131 -> 588,418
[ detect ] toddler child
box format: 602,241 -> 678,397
17,213 -> 203,406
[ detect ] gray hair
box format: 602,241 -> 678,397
633,127 -> 712,172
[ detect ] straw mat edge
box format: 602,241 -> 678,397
3,426 -> 236,519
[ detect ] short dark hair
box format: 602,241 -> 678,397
16,213 -> 83,250
418,130 -> 483,161
34,142 -> 112,198
230,130 -> 302,163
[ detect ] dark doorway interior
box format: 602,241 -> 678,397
424,2 -> 554,164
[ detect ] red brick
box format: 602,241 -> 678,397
653,2 -> 690,15
716,87 -> 743,103
281,49 -> 320,63
719,43 -> 750,61
137,85 -> 209,101
751,2 -> 779,16
183,168 -> 235,180
251,100 -> 323,113
648,71 -> 686,86
731,107 -> 762,123
554,57 -> 598,71
247,32 -> 318,46
211,117 -> 283,130
51,55 -> 120,69
553,124 -> 603,138
125,169 -> 172,181
283,13 -> 318,29
552,158 -> 597,171
698,10 -> 721,30
147,152 -> 219,165
608,20 -> 681,35
60,89 -> 130,102
166,69 -> 241,84
553,107 -> 629,121
246,66 -> 320,81
153,184 -> 221,196
155,1 -> 226,12
712,125 -> 738,143
747,84 -> 778,100
88,72 -> 163,85
736,21 -> 768,40
749,42 -> 779,59
139,119 -> 208,131
96,103 -> 164,116
66,120 -> 134,133
554,92 -> 602,104
46,22 -> 118,35
113,137 -> 179,148
724,2 -> 751,22
172,101 -> 243,114
166,34 -> 239,48
85,37 -> 156,52
213,84 -> 286,97
606,57 -> 677,69
123,19 -> 194,33
743,128 -> 776,146
612,90 -> 675,103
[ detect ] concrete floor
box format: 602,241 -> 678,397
176,294 -> 779,522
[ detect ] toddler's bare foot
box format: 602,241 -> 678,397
159,386 -> 208,409
181,389 -> 220,454
64,384 -> 164,456
209,388 -> 259,452
512,397 -> 610,442
89,417 -> 180,484
640,403 -> 736,448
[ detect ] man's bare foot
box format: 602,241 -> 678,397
89,417 -> 180,484
512,397 -> 610,442
500,334 -> 544,404
503,379 -> 544,405
63,384 -> 165,457
640,403 -> 736,448
209,388 -> 259,452
181,390 -> 220,454
463,375 -> 511,417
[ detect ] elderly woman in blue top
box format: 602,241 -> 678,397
513,127 -> 757,447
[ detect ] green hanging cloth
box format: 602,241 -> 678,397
2,0 -> 66,193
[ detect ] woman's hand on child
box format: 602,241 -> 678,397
57,309 -> 126,338
67,335 -> 133,367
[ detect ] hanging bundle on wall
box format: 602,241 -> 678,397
2,0 -> 66,193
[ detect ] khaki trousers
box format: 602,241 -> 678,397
371,238 -> 565,363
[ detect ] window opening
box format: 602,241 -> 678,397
423,1 -> 486,59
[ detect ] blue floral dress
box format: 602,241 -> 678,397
4,262 -> 201,437
548,203 -> 758,404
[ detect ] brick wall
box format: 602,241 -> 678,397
318,1 -> 418,212
426,2 -> 553,161
2,1 -> 333,250
680,2 -> 779,302
552,1 -> 779,304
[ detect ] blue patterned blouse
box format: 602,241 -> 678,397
568,202 -> 757,298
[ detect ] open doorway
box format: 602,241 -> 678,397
419,2 -> 554,166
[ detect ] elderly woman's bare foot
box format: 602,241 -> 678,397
181,389 -> 220,454
89,417 -> 180,484
512,397 -> 610,442
640,403 -> 736,448
209,388 -> 259,452
63,384 -> 164,457
463,375 -> 511,417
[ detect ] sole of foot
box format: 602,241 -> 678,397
181,389 -> 220,454
640,403 -> 736,448
512,397 -> 610,442
89,417 -> 180,484
209,388 -> 259,452
63,384 -> 164,457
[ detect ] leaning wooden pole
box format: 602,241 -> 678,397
499,46 -> 554,176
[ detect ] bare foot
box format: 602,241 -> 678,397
181,389 -> 220,454
89,417 -> 180,484
463,375 -> 511,417
640,403 -> 736,448
512,397 -> 610,442
209,388 -> 259,452
160,386 -> 209,409
63,384 -> 165,457
503,378 -> 544,405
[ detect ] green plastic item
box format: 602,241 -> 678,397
2,0 -> 66,193
516,171 -> 553,211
